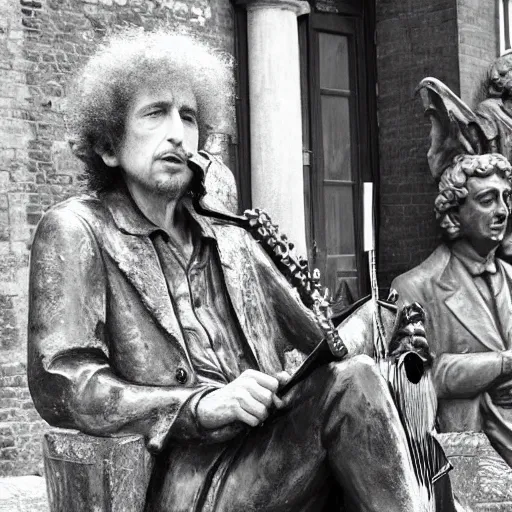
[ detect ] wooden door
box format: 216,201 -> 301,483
302,7 -> 377,303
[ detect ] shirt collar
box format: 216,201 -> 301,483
103,185 -> 216,240
183,198 -> 216,240
451,239 -> 498,276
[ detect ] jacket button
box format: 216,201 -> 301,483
175,368 -> 188,384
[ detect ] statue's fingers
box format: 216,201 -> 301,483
274,371 -> 292,386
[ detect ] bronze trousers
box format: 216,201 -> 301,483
147,355 -> 427,512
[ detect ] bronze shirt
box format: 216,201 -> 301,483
151,208 -> 257,385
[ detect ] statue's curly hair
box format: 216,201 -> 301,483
435,153 -> 512,239
66,29 -> 235,192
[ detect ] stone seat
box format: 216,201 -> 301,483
437,431 -> 512,512
43,429 -> 150,512
41,429 -> 512,511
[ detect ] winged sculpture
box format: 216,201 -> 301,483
418,57 -> 512,257
417,52 -> 512,179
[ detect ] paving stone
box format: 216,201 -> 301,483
0,475 -> 48,512
438,431 -> 512,511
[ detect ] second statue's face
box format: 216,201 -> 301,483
457,173 -> 512,256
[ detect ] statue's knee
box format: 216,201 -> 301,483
328,355 -> 382,391
349,354 -> 376,368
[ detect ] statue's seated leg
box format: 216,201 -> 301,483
146,355 -> 425,512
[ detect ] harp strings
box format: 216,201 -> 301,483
368,248 -> 440,512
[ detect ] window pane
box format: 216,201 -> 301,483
324,185 -> 355,255
321,95 -> 351,180
319,32 -> 349,90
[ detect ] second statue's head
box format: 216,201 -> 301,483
435,153 -> 512,255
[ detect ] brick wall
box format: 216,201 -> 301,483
457,0 -> 499,107
375,0 -> 460,289
375,0 -> 499,289
0,362 -> 45,476
0,0 -> 235,476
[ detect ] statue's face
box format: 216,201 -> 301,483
457,173 -> 512,256
489,57 -> 512,96
98,81 -> 199,198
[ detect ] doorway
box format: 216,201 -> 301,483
300,1 -> 378,303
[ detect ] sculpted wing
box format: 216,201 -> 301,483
417,77 -> 486,179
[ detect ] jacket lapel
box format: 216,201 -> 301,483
209,222 -> 284,374
439,256 -> 505,352
104,232 -> 186,346
101,190 -> 186,351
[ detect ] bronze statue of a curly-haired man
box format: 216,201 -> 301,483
28,30 -> 432,512
393,153 -> 512,468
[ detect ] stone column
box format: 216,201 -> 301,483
241,0 -> 310,255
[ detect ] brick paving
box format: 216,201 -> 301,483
0,476 -> 48,512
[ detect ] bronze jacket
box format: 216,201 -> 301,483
27,187 -> 322,453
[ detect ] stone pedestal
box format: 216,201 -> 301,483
43,429 -> 150,512
35,428 -> 512,511
239,0 -> 310,256
438,431 -> 512,511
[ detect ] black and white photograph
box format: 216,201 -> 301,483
0,0 -> 511,511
